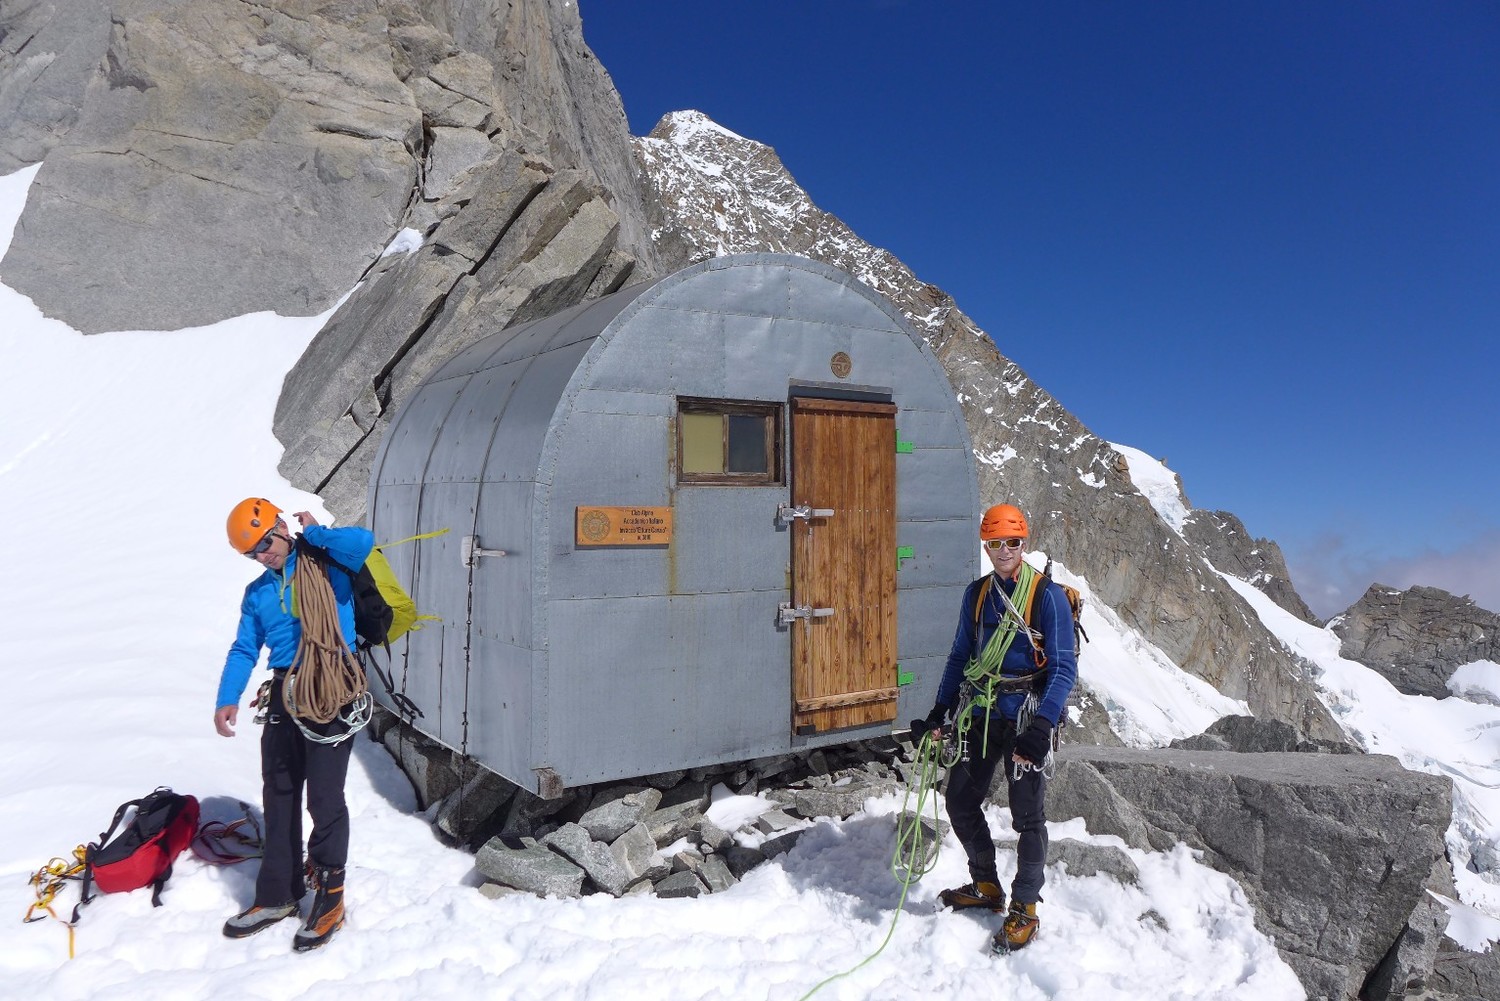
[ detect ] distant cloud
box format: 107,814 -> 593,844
1286,530 -> 1500,620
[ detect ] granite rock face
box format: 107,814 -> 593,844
3,0 -> 424,332
272,151 -> 632,523
1048,745 -> 1453,1000
1182,508 -> 1319,623
0,0 -> 659,333
1331,584 -> 1500,700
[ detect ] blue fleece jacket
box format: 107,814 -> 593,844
935,571 -> 1078,727
215,524 -> 374,710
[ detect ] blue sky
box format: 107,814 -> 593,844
580,2 -> 1500,618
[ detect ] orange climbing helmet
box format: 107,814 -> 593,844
979,503 -> 1029,540
226,497 -> 283,553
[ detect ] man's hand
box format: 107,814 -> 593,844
909,704 -> 949,744
1012,718 -> 1052,766
294,511 -> 318,528
214,704 -> 238,737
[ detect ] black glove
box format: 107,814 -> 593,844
908,704 -> 949,742
1012,718 -> 1053,764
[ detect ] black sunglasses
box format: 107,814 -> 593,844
247,532 -> 278,559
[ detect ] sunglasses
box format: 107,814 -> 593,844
247,532 -> 278,559
985,538 -> 1024,552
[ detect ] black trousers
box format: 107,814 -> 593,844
944,715 -> 1050,904
254,675 -> 355,907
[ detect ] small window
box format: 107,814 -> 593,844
677,399 -> 782,485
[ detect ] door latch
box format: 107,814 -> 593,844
461,535 -> 508,568
776,503 -> 835,528
778,602 -> 836,626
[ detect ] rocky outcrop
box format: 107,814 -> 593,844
0,0 -> 113,173
1048,745 -> 1453,1001
273,148 -> 633,523
1331,585 -> 1500,700
1170,713 -> 1356,754
1183,508 -> 1318,623
0,0 -> 659,333
3,0 -> 424,332
634,110 -> 1341,744
1424,939 -> 1500,1000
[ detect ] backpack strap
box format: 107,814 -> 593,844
296,536 -> 358,579
71,796 -> 141,923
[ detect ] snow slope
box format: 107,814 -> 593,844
0,164 -> 1304,1000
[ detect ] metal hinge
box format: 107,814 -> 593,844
461,535 -> 508,568
776,503 -> 835,528
778,603 -> 836,626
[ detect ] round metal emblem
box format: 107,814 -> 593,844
830,351 -> 852,379
580,510 -> 611,543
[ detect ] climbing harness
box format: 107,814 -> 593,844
191,807 -> 263,866
285,549 -> 371,745
953,563 -> 1044,759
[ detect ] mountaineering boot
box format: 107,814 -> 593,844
222,902 -> 298,939
293,866 -> 345,952
992,901 -> 1040,953
938,880 -> 1006,911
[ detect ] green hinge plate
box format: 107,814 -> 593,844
896,545 -> 914,571
895,428 -> 914,453
897,666 -> 915,686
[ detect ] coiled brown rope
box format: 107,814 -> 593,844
288,549 -> 367,725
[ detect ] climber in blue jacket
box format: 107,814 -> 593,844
215,497 -> 372,952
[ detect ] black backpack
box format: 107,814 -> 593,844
296,537 -> 393,651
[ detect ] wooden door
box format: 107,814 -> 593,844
789,396 -> 898,734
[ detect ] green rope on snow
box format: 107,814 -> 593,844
795,731 -> 948,1001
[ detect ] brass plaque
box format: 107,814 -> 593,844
830,351 -> 852,378
575,506 -> 673,546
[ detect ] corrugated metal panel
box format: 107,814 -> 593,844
786,264 -> 896,331
898,583 -> 966,664
897,517 -> 979,588
422,362 -> 524,485
375,376 -> 468,488
462,636 -> 533,784
894,407 -> 964,448
584,304 -> 729,398
725,316 -> 855,401
468,480 -> 535,649
543,592 -> 790,786
666,487 -> 790,596
897,446 -> 976,521
483,341 -> 590,485
650,258 -> 798,319
893,654 -> 947,723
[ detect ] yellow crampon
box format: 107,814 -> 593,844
24,846 -> 88,958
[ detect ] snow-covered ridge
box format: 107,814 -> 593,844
1110,442 -> 1191,535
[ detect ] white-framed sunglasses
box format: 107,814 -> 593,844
985,538 -> 1024,552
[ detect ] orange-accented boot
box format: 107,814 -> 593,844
938,880 -> 1006,911
993,900 -> 1039,952
292,865 -> 344,952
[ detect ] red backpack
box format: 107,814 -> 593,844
72,788 -> 200,921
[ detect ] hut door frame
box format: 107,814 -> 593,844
786,395 -> 899,735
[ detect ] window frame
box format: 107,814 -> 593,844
675,397 -> 784,486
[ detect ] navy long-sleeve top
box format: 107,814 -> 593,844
935,571 -> 1078,727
